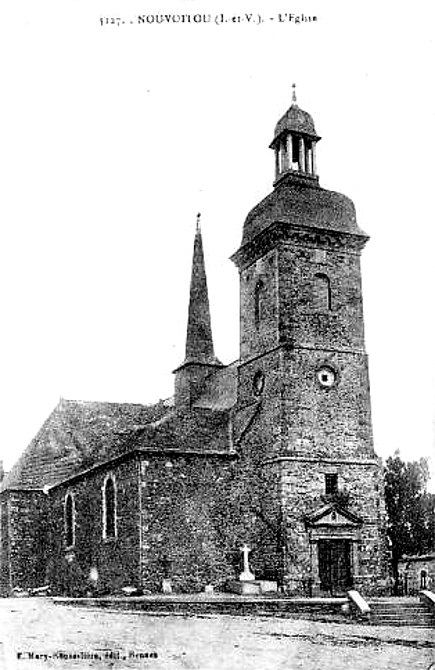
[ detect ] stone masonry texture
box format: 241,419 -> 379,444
0,98 -> 388,598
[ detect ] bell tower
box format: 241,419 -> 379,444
271,84 -> 320,184
231,89 -> 387,595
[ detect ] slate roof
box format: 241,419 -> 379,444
131,407 -> 234,454
1,383 -> 243,492
179,226 -> 222,369
1,398 -> 170,492
272,103 -> 320,146
193,364 -> 238,411
240,180 -> 366,248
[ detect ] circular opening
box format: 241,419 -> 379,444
317,366 -> 336,388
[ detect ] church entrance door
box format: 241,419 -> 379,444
318,539 -> 352,595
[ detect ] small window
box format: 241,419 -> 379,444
253,370 -> 265,396
421,570 -> 427,589
103,476 -> 117,539
325,473 -> 338,495
64,493 -> 75,548
254,280 -> 265,328
313,273 -> 332,311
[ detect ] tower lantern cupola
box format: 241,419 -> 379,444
270,85 -> 321,184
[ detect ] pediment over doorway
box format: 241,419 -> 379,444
304,503 -> 363,528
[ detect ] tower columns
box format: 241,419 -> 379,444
312,143 -> 317,176
287,134 -> 293,170
305,142 -> 312,175
279,139 -> 288,172
299,137 -> 306,172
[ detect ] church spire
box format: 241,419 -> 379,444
182,215 -> 220,366
174,216 -> 222,408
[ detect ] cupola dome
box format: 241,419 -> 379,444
273,101 -> 319,142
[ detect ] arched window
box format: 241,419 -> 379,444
64,493 -> 75,548
103,475 -> 116,539
313,273 -> 332,311
421,569 -> 427,589
252,370 -> 265,396
254,280 -> 265,328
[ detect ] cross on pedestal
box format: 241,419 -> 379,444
239,543 -> 255,582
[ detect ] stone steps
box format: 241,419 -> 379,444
368,599 -> 435,627
54,595 -> 435,626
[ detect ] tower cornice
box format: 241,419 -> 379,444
231,221 -> 369,270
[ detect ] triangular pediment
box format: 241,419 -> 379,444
305,503 -> 363,528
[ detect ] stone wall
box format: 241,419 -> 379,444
45,449 -> 271,595
138,453 -> 236,592
279,458 -> 388,595
232,346 -> 387,596
0,431 -> 288,597
137,442 -> 282,593
47,458 -> 141,596
237,349 -> 284,458
281,348 -> 374,460
239,249 -> 279,361
239,240 -> 366,361
0,495 -> 8,594
0,490 -> 50,595
279,243 -> 365,351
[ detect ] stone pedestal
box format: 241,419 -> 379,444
226,580 -> 278,595
258,580 -> 278,594
162,578 -> 172,594
239,569 -> 255,582
227,580 -> 260,595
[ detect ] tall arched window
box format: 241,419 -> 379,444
254,280 -> 265,328
64,493 -> 75,548
103,475 -> 116,539
313,273 -> 332,311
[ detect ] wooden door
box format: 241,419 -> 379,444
318,539 -> 352,595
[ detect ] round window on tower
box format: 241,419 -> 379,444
317,365 -> 337,388
253,370 -> 265,396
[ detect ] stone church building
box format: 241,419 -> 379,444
0,92 -> 388,597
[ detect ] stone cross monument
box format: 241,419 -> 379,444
239,544 -> 255,582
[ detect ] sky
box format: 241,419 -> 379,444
0,0 -> 434,487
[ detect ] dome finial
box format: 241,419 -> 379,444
196,212 -> 201,233
292,83 -> 297,104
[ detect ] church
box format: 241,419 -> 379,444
0,91 -> 389,597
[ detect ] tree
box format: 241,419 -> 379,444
384,451 -> 435,585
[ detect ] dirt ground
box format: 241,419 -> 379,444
0,598 -> 433,670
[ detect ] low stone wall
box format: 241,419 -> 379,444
398,555 -> 435,595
